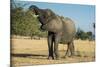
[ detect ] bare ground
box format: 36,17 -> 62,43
11,37 -> 95,67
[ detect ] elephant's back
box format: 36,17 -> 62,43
61,18 -> 76,43
45,16 -> 63,32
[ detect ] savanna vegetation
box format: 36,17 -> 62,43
11,0 -> 94,41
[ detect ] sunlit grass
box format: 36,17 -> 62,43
11,37 -> 95,66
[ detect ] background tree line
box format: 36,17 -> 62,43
11,1 -> 94,40
75,28 -> 93,40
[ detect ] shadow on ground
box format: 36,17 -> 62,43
11,53 -> 47,58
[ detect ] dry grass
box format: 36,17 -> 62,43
11,37 -> 95,67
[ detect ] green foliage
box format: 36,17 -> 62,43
11,7 -> 47,37
75,28 -> 93,40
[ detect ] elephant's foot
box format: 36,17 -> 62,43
54,56 -> 60,60
47,56 -> 54,60
55,57 -> 60,60
63,54 -> 71,58
62,55 -> 75,59
48,57 -> 60,60
69,52 -> 76,57
68,55 -> 73,57
48,55 -> 60,60
47,57 -> 52,60
63,54 -> 75,58
62,56 -> 67,59
70,55 -> 76,57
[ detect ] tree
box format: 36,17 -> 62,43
11,7 -> 48,38
75,28 -> 91,40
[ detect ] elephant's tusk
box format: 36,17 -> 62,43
30,12 -> 39,18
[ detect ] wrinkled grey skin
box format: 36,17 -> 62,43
29,5 -> 76,60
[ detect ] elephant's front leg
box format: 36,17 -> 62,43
54,33 -> 61,60
47,32 -> 54,59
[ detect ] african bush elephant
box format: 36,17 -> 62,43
29,5 -> 76,60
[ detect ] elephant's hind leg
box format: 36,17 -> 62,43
64,41 -> 75,58
70,41 -> 75,56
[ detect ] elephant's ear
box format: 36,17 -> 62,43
46,9 -> 55,17
46,9 -> 52,16
44,9 -> 56,22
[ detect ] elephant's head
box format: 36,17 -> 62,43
29,5 -> 39,15
29,5 -> 47,30
29,5 -> 63,32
